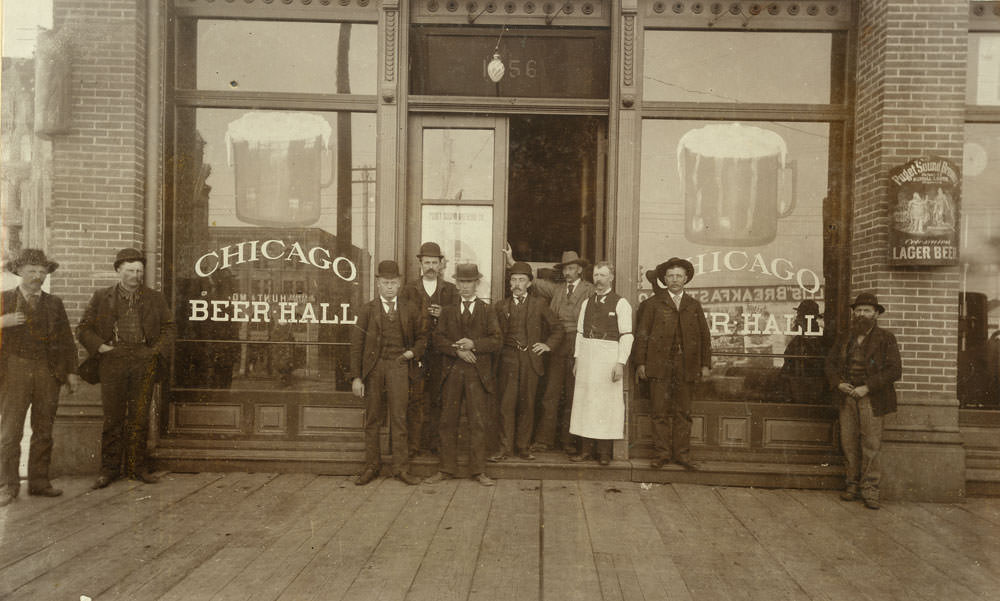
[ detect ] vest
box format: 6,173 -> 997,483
505,297 -> 529,347
551,282 -> 584,332
380,306 -> 405,358
582,292 -> 622,341
845,337 -> 867,385
7,292 -> 49,360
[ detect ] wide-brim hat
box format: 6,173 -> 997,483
794,299 -> 822,317
453,263 -> 484,281
114,248 -> 146,270
656,257 -> 695,285
555,250 -> 589,270
4,248 -> 58,275
850,292 -> 885,314
508,261 -> 534,281
644,268 -> 667,291
417,242 -> 444,258
375,260 -> 402,279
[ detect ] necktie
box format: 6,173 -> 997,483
515,296 -> 524,306
26,294 -> 39,310
566,283 -> 573,299
463,300 -> 473,314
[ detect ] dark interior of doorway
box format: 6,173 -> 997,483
507,115 -> 606,267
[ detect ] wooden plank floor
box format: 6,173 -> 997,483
0,473 -> 997,601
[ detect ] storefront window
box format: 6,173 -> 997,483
643,31 -> 836,104
959,123 -> 1000,408
639,120 -> 831,403
172,108 -> 377,392
188,21 -> 378,95
967,33 -> 1000,106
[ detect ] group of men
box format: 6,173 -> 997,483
0,242 -> 901,509
0,247 -> 175,507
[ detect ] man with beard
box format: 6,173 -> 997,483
568,261 -> 633,465
635,257 -> 711,471
78,248 -> 175,488
491,262 -> 562,462
0,249 -> 79,506
825,293 -> 901,510
401,242 -> 460,458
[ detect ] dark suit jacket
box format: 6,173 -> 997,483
824,325 -> 902,417
634,292 -> 712,382
77,285 -> 176,377
0,289 -> 78,384
349,298 -> 428,382
434,298 -> 501,393
400,278 -> 460,332
495,295 -> 563,376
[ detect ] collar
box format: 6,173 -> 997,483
513,294 -> 527,304
118,283 -> 140,299
669,291 -> 684,306
17,286 -> 41,300
380,296 -> 397,308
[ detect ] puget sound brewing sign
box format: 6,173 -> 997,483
889,156 -> 960,266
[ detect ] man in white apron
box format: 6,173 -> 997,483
568,261 -> 634,465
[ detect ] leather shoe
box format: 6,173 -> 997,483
569,453 -> 593,463
675,458 -> 699,471
529,442 -> 550,452
132,471 -> 160,484
863,498 -> 881,510
28,486 -> 63,497
396,471 -> 421,486
423,471 -> 451,484
473,473 -> 496,487
355,467 -> 378,486
517,451 -> 536,461
649,457 -> 670,469
487,454 -> 507,463
93,474 -> 115,489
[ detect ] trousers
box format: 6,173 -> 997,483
363,357 -> 410,475
439,362 -> 488,476
839,394 -> 883,501
99,347 -> 159,477
1,355 -> 61,490
498,347 -> 539,456
648,355 -> 694,461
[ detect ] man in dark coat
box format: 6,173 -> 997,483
0,249 -> 79,505
423,263 -> 499,486
400,241 -> 460,458
825,292 -> 902,510
635,257 -> 712,471
350,260 -> 427,486
491,261 -> 563,462
78,248 -> 176,488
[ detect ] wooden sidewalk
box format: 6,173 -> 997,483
0,472 -> 997,601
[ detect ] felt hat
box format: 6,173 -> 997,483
655,257 -> 695,285
114,248 -> 146,270
4,248 -> 58,275
508,261 -> 534,281
417,242 -> 444,258
554,251 -> 589,270
644,268 -> 667,291
793,299 -> 822,317
375,260 -> 402,279
850,292 -> 885,314
453,263 -> 484,281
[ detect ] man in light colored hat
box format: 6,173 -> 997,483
401,241 -> 460,458
491,261 -> 563,462
78,248 -> 176,489
825,292 -> 901,510
503,246 -> 593,455
424,263 -> 499,486
635,257 -> 711,471
350,260 -> 427,486
568,261 -> 633,465
0,249 -> 79,506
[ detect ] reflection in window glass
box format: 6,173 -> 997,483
643,31 -> 833,104
422,129 -> 495,201
638,120 -> 831,404
959,124 -> 1000,408
172,109 -> 376,391
967,33 -> 1000,106
195,21 -> 377,95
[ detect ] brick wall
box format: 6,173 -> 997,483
852,0 -> 968,397
49,0 -> 148,322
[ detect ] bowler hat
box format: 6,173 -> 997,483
4,248 -> 59,275
114,248 -> 146,270
656,257 -> 695,285
375,260 -> 402,279
417,242 -> 444,258
453,263 -> 483,281
850,292 -> 885,314
508,261 -> 534,281
794,299 -> 822,317
555,251 -> 589,270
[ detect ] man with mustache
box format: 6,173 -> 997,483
401,242 -> 459,459
78,248 -> 176,489
825,293 -> 901,510
0,249 -> 80,506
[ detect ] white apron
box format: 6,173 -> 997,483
569,337 -> 625,439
